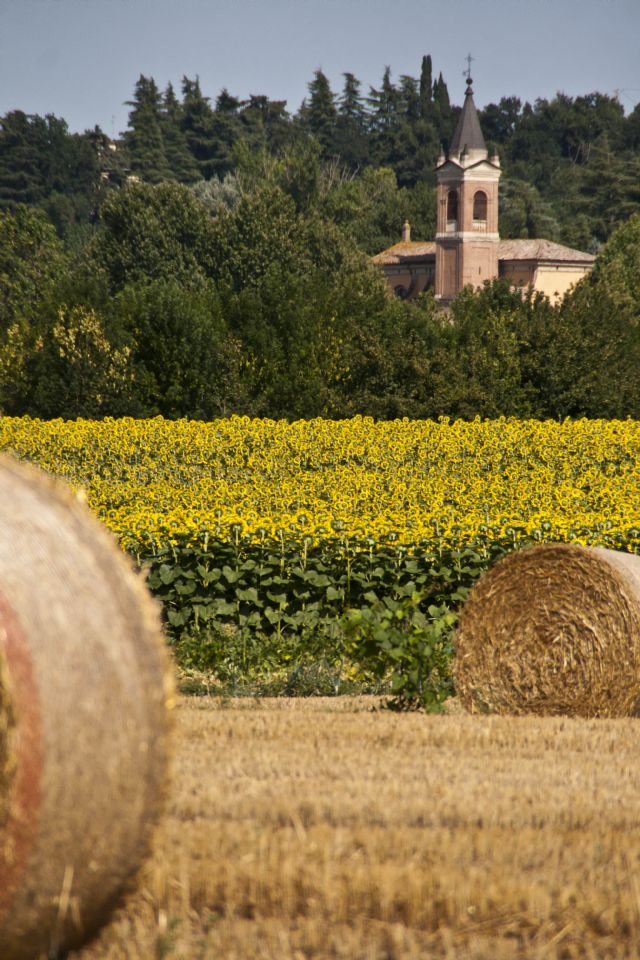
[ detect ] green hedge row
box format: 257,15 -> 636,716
131,534 -> 518,708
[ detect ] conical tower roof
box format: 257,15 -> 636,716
449,77 -> 486,156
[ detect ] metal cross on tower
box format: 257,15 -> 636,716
464,53 -> 474,81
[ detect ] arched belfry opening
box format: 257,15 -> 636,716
473,190 -> 487,222
434,75 -> 501,302
447,190 -> 459,226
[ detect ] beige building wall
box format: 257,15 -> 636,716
499,260 -> 593,304
499,261 -> 537,289
534,265 -> 592,304
378,253 -> 594,305
382,265 -> 435,299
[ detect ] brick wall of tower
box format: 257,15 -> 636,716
435,160 -> 501,300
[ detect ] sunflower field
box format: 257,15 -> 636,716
2,415 -> 639,703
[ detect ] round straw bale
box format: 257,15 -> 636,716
0,455 -> 174,960
454,543 -> 640,718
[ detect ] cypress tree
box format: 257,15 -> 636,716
432,72 -> 453,144
335,73 -> 368,169
0,111 -> 47,209
216,88 -> 241,114
160,83 -> 199,183
306,70 -> 338,155
339,73 -> 367,128
368,68 -> 408,172
419,55 -> 433,118
241,96 -> 291,154
181,76 -> 217,180
124,75 -> 171,183
400,75 -> 420,122
368,67 -> 399,132
209,88 -> 243,179
40,117 -> 102,235
432,72 -> 451,115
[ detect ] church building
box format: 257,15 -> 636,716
373,77 -> 595,305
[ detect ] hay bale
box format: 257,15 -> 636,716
0,456 -> 174,960
454,543 -> 640,718
0,650 -> 14,838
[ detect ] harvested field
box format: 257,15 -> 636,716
70,696 -> 640,960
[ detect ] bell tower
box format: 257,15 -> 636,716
435,75 -> 501,302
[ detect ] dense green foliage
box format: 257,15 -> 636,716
1,177 -> 639,421
138,517 -> 637,708
140,532 -> 508,707
0,54 -> 639,423
0,56 -> 638,252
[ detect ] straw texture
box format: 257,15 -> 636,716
454,543 -> 640,717
0,651 -> 14,834
0,455 -> 174,960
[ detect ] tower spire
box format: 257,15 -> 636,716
434,70 -> 501,302
448,70 -> 486,159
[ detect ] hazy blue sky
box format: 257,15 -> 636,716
0,0 -> 638,136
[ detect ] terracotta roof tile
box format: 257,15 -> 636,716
372,237 -> 595,266
498,238 -> 596,263
371,241 -> 436,265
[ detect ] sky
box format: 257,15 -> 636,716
0,0 -> 638,136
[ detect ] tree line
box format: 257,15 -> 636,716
1,55 -> 639,425
1,163 -> 640,423
0,55 -> 639,253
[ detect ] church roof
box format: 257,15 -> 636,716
498,238 -> 596,263
371,241 -> 436,265
449,78 -> 486,156
372,238 -> 595,266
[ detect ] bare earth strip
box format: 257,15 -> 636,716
70,697 -> 640,960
